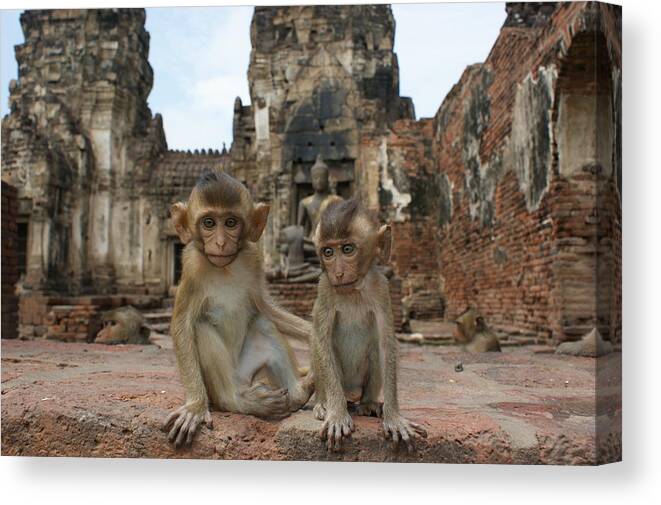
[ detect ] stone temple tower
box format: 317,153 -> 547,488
230,5 -> 414,267
1,9 -> 166,295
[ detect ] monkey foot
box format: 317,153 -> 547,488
382,414 -> 427,449
354,401 -> 383,418
163,405 -> 213,448
319,410 -> 355,451
241,383 -> 290,418
313,402 -> 326,420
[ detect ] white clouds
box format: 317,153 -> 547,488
393,3 -> 507,119
145,6 -> 252,150
190,74 -> 247,112
1,5 -> 508,149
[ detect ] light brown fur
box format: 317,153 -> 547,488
454,307 -> 501,352
310,199 -> 427,450
555,327 -> 612,357
95,306 -> 150,345
164,172 -> 314,447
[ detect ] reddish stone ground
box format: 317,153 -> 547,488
1,335 -> 621,464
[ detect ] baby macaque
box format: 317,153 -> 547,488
95,306 -> 150,345
310,199 -> 427,450
454,307 -> 501,352
164,172 -> 314,447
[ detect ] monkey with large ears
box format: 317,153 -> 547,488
310,199 -> 427,450
164,172 -> 314,447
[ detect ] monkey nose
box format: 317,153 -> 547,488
335,272 -> 344,279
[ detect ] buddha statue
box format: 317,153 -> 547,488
297,155 -> 338,239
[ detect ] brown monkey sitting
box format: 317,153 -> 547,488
165,172 -> 314,447
310,199 -> 427,450
95,306 -> 151,345
454,307 -> 501,352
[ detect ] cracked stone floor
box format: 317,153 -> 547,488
1,330 -> 621,464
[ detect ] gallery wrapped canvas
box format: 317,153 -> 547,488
0,2 -> 621,464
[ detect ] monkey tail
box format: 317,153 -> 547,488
253,293 -> 312,343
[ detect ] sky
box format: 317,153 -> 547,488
0,3 -> 506,150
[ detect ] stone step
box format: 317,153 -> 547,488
142,311 -> 172,325
147,322 -> 171,333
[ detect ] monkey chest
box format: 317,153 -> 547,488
333,307 -> 378,375
204,291 -> 254,340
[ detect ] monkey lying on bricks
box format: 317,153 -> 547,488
310,199 -> 427,450
164,172 -> 314,447
454,307 -> 502,352
95,306 -> 151,345
555,327 -> 613,357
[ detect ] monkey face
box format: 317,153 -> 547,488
95,319 -> 122,344
170,172 -> 271,272
453,322 -> 469,343
197,212 -> 244,268
319,239 -> 367,293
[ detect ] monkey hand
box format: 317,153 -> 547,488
319,409 -> 354,451
163,403 -> 213,448
382,414 -> 427,448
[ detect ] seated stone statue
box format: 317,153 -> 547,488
298,155 -> 338,239
267,156 -> 343,283
266,225 -> 321,283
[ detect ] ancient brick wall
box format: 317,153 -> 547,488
427,2 -> 621,343
18,294 -> 162,341
1,181 -> 20,339
377,119 -> 445,321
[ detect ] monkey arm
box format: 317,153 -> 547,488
252,290 -> 312,342
312,300 -> 355,450
311,301 -> 345,412
170,300 -> 209,412
375,296 -> 400,419
375,278 -> 427,443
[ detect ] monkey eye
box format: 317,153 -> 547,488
321,247 -> 334,258
341,244 -> 355,255
202,217 -> 216,229
225,217 -> 238,228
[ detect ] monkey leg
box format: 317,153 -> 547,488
355,343 -> 383,418
235,316 -> 310,417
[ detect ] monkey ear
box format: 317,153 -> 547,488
377,224 -> 392,264
249,203 -> 270,242
171,202 -> 193,244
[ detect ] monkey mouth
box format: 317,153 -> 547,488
206,253 -> 238,267
332,280 -> 358,289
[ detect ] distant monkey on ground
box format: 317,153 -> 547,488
555,327 -> 613,357
94,306 -> 150,345
310,199 -> 427,450
164,172 -> 314,447
454,307 -> 501,352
